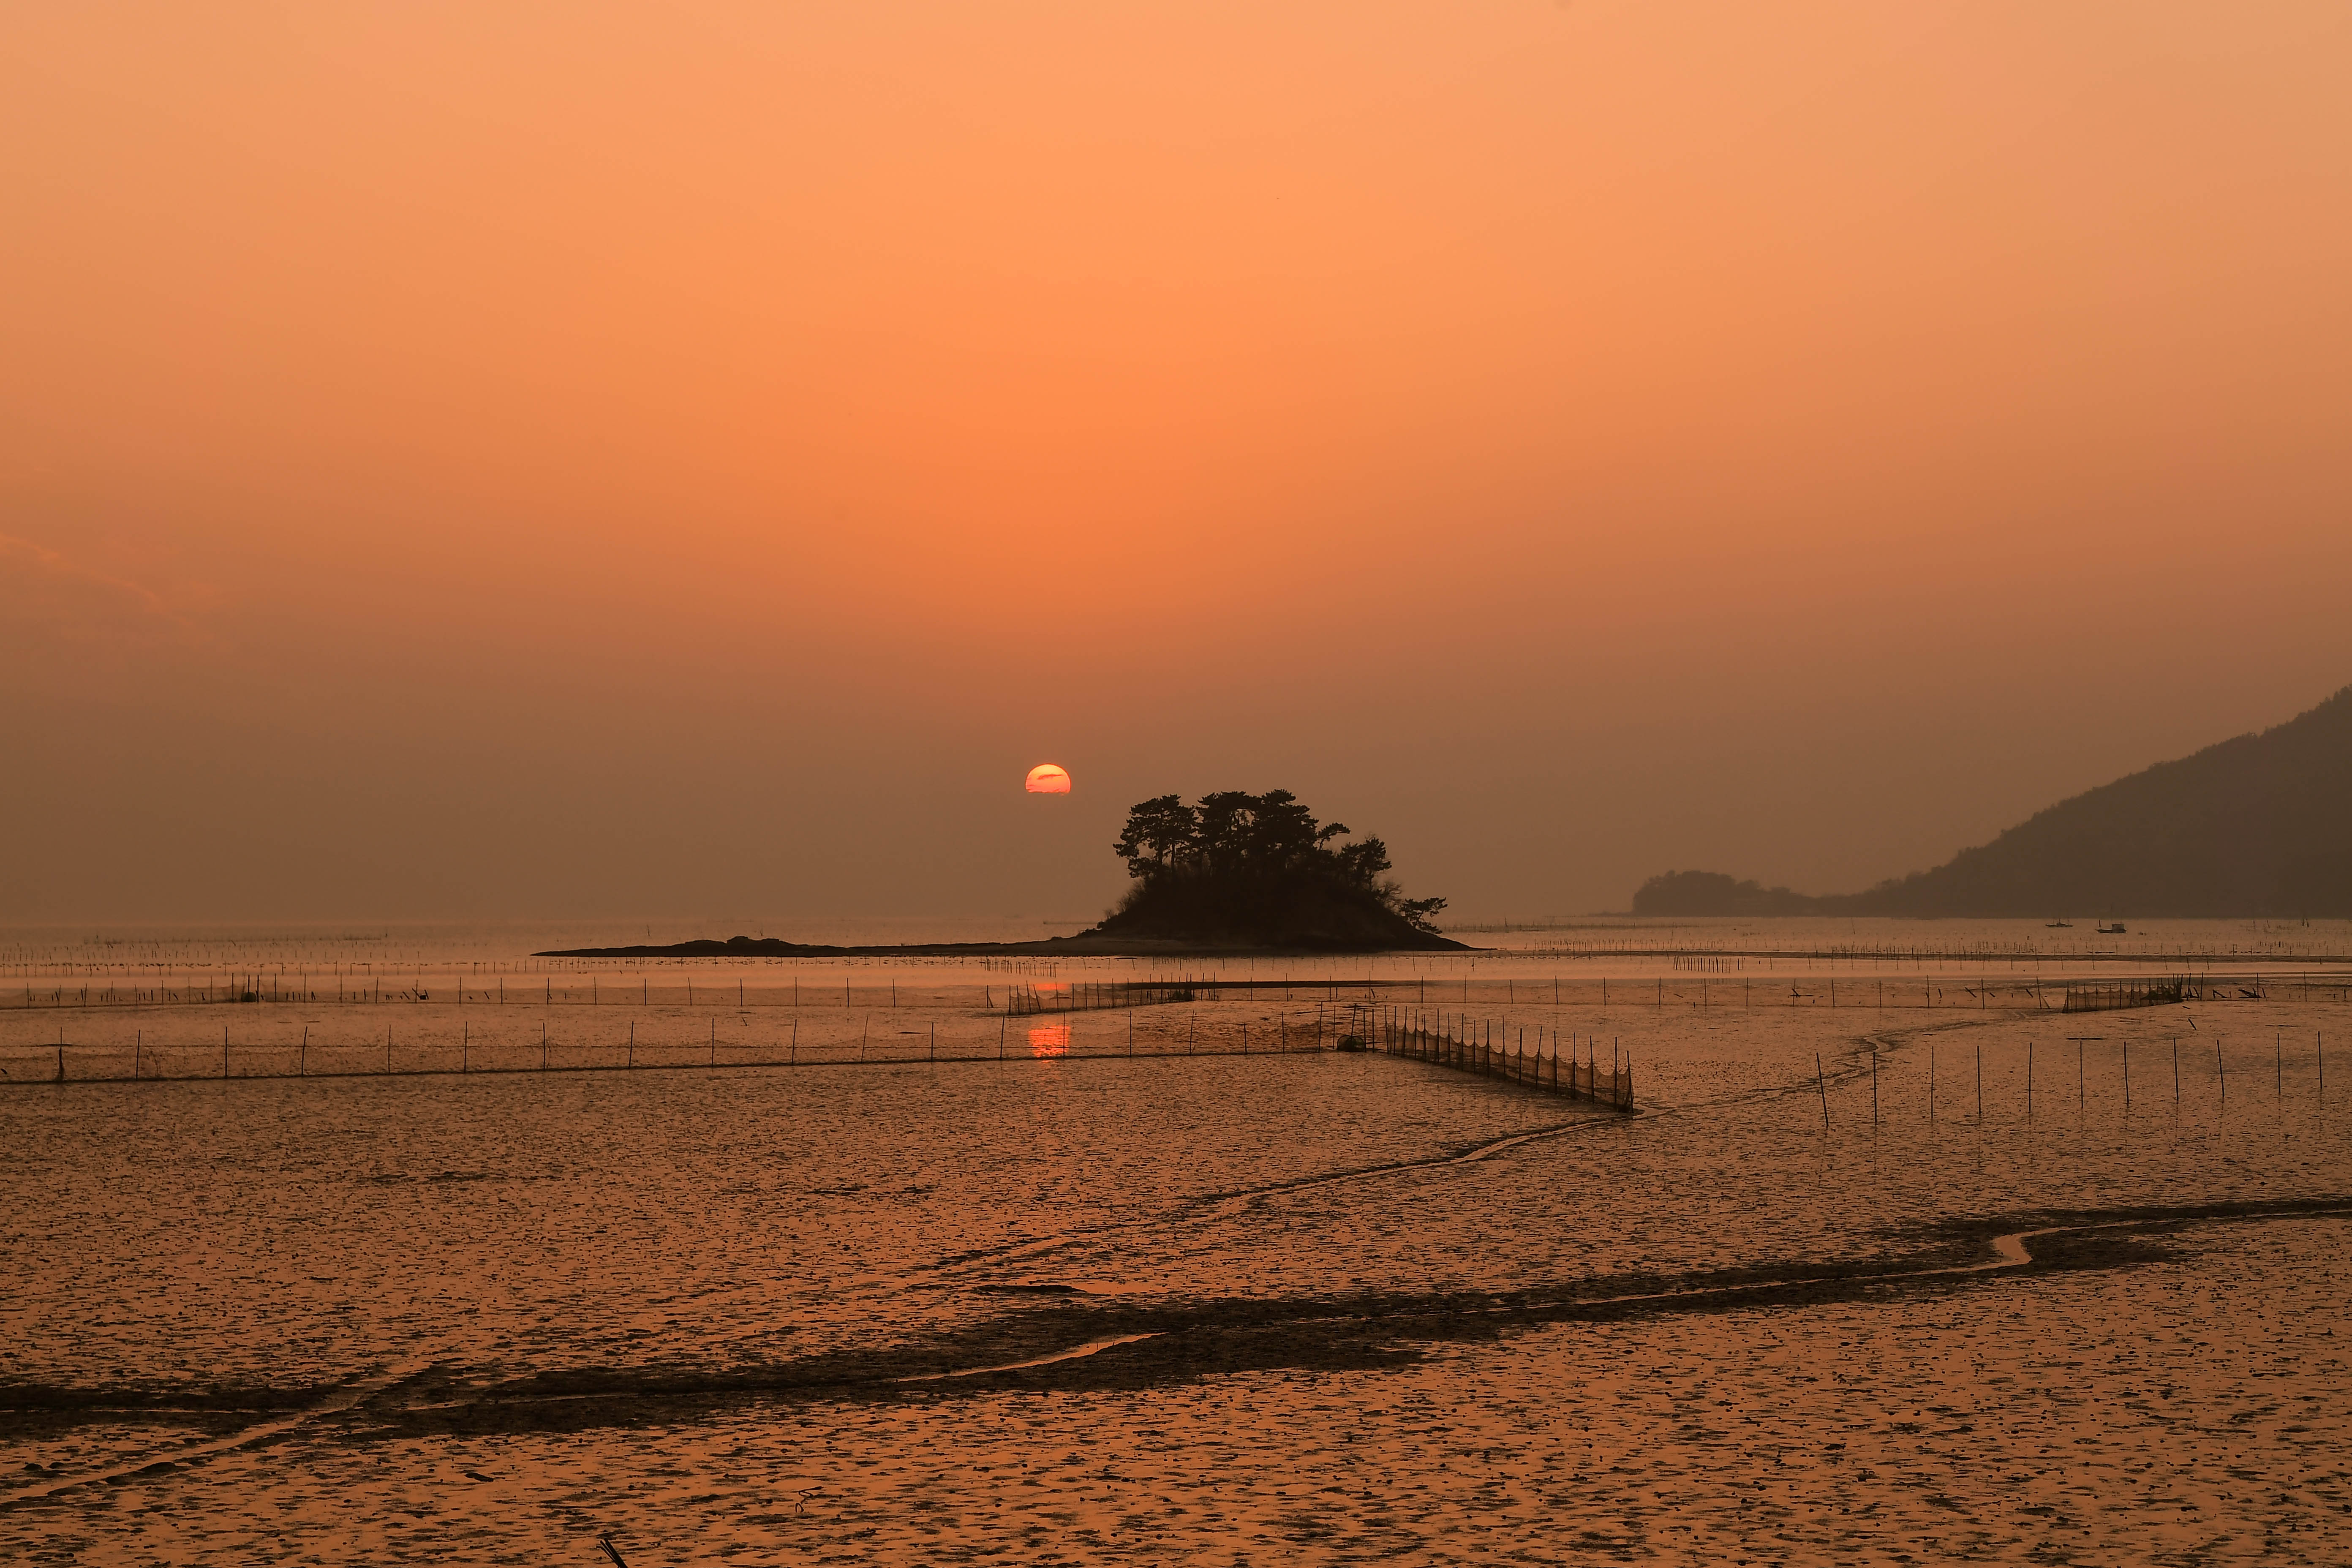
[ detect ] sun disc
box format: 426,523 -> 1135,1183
1025,763 -> 1071,794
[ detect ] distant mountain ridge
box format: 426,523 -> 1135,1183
1634,685 -> 2352,918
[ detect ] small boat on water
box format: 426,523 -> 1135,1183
2045,920 -> 2072,928
2097,922 -> 2127,934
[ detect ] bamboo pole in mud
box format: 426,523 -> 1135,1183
2217,1035 -> 2225,1107
1975,1042 -> 1982,1122
1816,1054 -> 1829,1129
2172,1036 -> 2179,1106
629,1021 -> 635,1067
2027,1040 -> 2034,1117
2277,1032 -> 2283,1099
1870,1044 -> 1878,1124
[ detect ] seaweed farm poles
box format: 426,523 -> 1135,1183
1378,1007 -> 1631,1110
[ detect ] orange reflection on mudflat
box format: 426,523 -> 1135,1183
1029,1023 -> 1070,1059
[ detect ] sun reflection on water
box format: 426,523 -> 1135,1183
1028,1023 -> 1070,1059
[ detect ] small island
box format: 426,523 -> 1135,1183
540,789 -> 1463,957
1091,789 -> 1454,949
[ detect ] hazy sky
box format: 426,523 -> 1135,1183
6,3 -> 2349,927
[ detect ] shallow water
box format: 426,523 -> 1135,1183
5,923 -> 2351,1562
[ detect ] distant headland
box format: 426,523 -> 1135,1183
540,789 -> 1466,958
1633,683 -> 2352,919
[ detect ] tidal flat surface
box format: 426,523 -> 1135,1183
5,925 -> 2351,1563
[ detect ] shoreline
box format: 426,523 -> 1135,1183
534,934 -> 1475,959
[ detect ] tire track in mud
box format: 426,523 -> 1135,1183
897,1332 -> 1163,1383
927,1103 -> 1634,1282
17,1203 -> 2342,1459
936,1013 -> 2010,1285
912,1213 -> 2068,1386
914,1201 -> 2352,1395
0,1013 -> 2026,1491
0,1356 -> 439,1511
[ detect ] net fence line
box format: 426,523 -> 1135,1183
3,1011 -> 1432,1085
9,969 -> 2348,1015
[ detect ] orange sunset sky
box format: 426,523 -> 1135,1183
5,3 -> 2349,924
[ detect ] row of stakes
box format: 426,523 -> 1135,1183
30,1003 -> 1396,1083
1821,1032 -> 2329,1130
11,1013 -> 2333,1102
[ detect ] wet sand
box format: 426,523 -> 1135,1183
5,925 -> 2349,1562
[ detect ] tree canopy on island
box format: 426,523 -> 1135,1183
1099,789 -> 1450,947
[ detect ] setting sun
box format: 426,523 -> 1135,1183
1024,764 -> 1071,795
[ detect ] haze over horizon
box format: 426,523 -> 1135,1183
8,3 -> 2351,926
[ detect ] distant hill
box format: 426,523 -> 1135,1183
1633,685 -> 2352,918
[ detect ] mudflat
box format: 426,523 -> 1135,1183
6,919 -> 2350,1562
